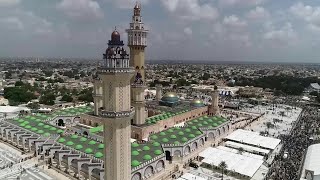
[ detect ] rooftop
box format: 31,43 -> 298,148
150,126 -> 204,145
186,115 -> 229,129
5,106 -> 93,137
303,143 -> 320,176
58,135 -> 164,168
225,129 -> 281,150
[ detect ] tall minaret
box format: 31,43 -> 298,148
96,29 -> 134,180
208,86 -> 220,116
126,3 -> 148,125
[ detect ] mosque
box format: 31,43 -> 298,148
0,3 -> 232,180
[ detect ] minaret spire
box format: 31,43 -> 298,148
126,3 -> 149,126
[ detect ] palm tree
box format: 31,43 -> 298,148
219,161 -> 227,180
238,147 -> 244,155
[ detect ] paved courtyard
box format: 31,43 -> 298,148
4,166 -> 55,180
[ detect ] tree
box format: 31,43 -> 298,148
4,87 -> 36,104
27,102 -> 40,110
78,88 -> 93,103
61,94 -> 73,102
39,93 -> 56,105
310,91 -> 318,96
15,81 -> 24,87
219,161 -> 227,180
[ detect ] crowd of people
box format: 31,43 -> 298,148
266,106 -> 320,180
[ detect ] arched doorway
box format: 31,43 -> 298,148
144,166 -> 154,178
83,131 -> 88,136
173,150 -> 182,157
191,142 -> 198,150
131,172 -> 142,180
208,132 -> 214,139
155,160 -> 165,172
199,138 -> 205,146
58,119 -> 65,126
165,151 -> 172,161
184,146 -> 191,156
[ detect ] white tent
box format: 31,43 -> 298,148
301,144 -> 320,179
0,106 -> 30,113
199,147 -> 264,178
177,173 -> 206,180
225,129 -> 281,150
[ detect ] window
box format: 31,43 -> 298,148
136,66 -> 139,69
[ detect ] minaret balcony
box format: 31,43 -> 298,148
98,107 -> 135,118
97,67 -> 135,74
131,83 -> 147,88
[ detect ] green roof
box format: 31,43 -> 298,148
95,152 -> 103,158
186,115 -> 228,129
75,145 -> 83,150
85,148 -> 93,154
66,141 -> 74,146
151,127 -> 204,145
47,122 -> 164,169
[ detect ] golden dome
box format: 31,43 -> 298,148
191,99 -> 203,104
163,92 -> 178,98
191,99 -> 204,107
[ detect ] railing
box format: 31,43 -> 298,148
131,153 -> 165,171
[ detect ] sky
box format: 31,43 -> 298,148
0,0 -> 320,62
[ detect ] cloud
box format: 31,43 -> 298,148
105,0 -> 149,9
57,0 -> 103,21
290,2 -> 320,30
0,17 -> 23,30
246,6 -> 270,21
263,22 -> 297,45
0,9 -> 53,34
219,0 -> 265,8
223,15 -> 247,30
183,27 -> 192,36
161,0 -> 219,21
0,0 -> 20,7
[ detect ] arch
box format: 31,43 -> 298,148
199,138 -> 205,146
65,119 -> 71,124
141,66 -> 144,69
94,123 -> 99,127
173,150 -> 182,157
83,131 -> 88,136
144,166 -> 154,178
165,151 -> 172,161
217,129 -> 221,136
132,172 -> 142,180
184,146 -> 191,156
155,160 -> 165,172
88,121 -> 92,126
208,132 -> 214,139
136,66 -> 140,70
74,117 -> 80,123
191,142 -> 198,150
135,26 -> 139,30
58,119 -> 65,126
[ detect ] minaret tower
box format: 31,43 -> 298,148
208,86 -> 220,116
126,3 -> 148,125
95,29 -> 134,180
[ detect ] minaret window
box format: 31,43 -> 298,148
135,26 -> 139,30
